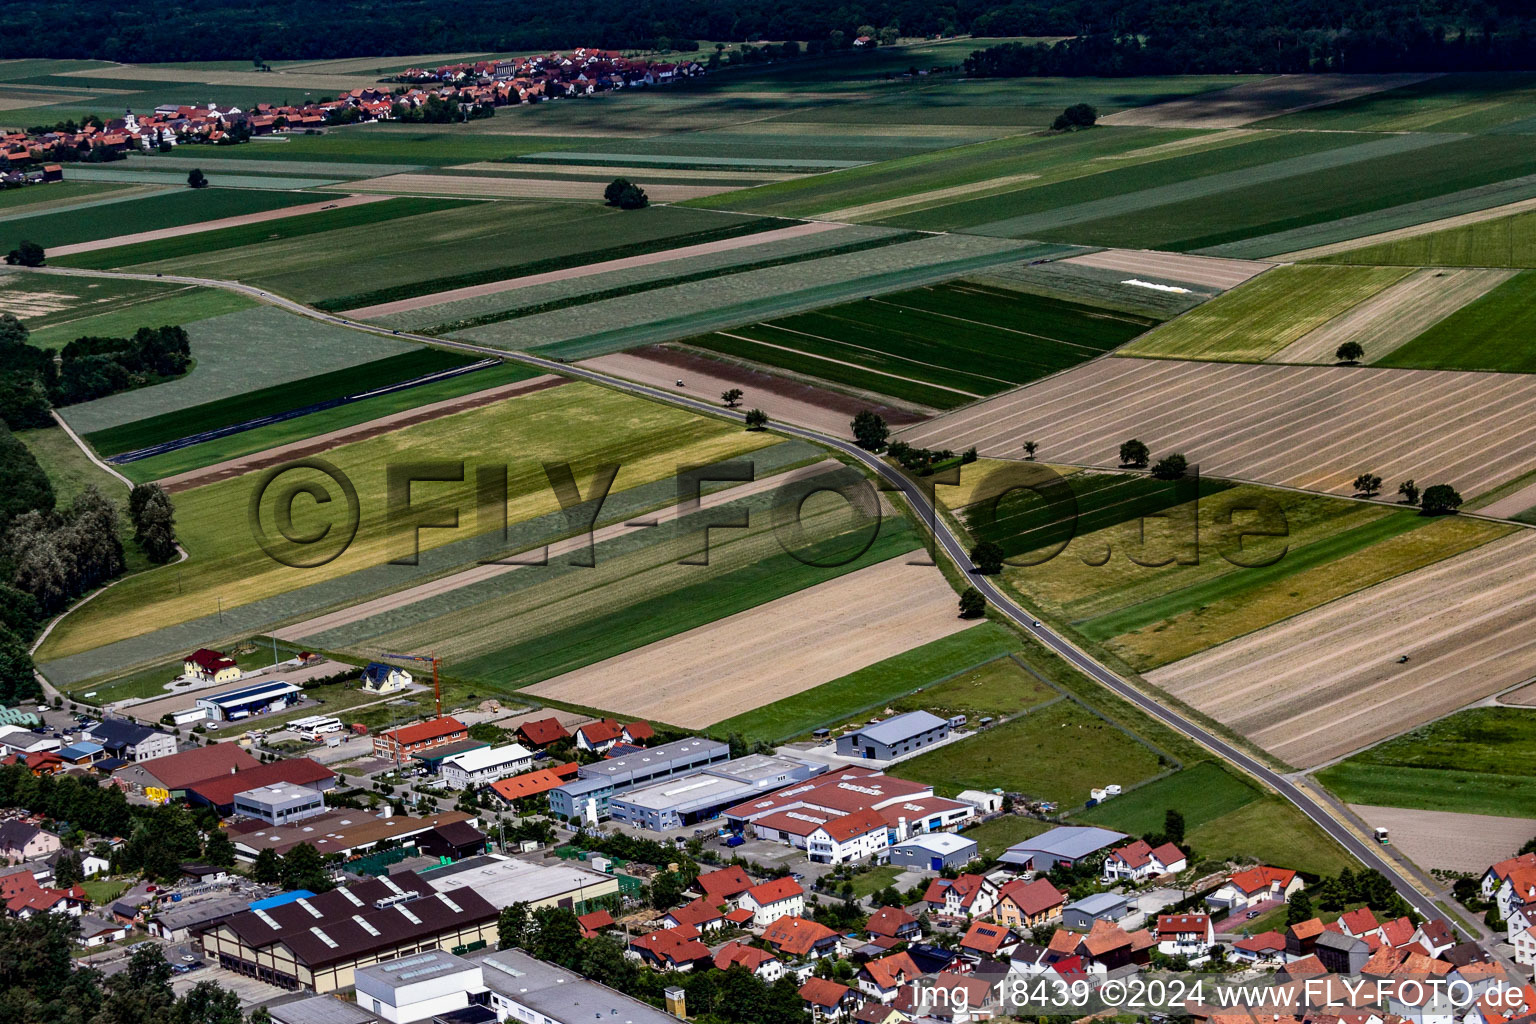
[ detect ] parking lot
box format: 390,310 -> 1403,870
171,964 -> 290,1006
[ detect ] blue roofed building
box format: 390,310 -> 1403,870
360,662 -> 412,695
194,680 -> 303,721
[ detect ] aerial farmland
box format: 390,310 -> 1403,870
5,21 -> 1536,1014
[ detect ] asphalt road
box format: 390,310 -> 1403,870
20,266 -> 1458,933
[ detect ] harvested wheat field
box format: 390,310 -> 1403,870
1270,268 -> 1517,364
525,556 -> 971,728
901,357 -> 1536,498
1148,530 -> 1536,767
1101,73 -> 1441,128
1061,249 -> 1271,290
331,173 -> 738,202
1350,805 -> 1534,873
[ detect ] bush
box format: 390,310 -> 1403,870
1151,453 -> 1188,480
1419,484 -> 1463,516
3,241 -> 44,267
958,586 -> 986,618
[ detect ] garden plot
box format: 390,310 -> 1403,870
1100,73 -> 1442,128
1147,530 -> 1536,767
525,555 -> 967,728
900,357 -> 1536,499
1270,268 -> 1517,365
56,305 -> 415,434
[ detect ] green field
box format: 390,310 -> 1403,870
1186,797 -> 1354,877
1316,707 -> 1536,818
118,361 -> 541,484
682,280 -> 1157,409
0,272 -> 256,348
891,655 -> 1059,720
1315,210 -> 1536,268
0,187 -> 320,253
84,346 -> 484,456
708,622 -> 1022,743
38,382 -> 778,666
121,201 -> 783,309
894,699 -> 1168,807
52,196 -> 468,270
301,470 -> 920,691
1376,270 -> 1536,373
1261,72 -> 1536,134
1076,762 -> 1258,835
1119,265 -> 1412,361
0,181 -> 130,213
57,305 -> 417,434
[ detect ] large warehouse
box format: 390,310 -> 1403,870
608,753 -> 823,831
194,680 -> 303,722
548,736 -> 730,823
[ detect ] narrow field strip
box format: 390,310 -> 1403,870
1099,73 -> 1442,128
1061,248 -> 1271,290
815,172 -> 1041,223
714,331 -> 984,398
1279,194 -> 1536,261
327,171 -> 740,202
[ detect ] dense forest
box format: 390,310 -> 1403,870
3,0 -> 1534,72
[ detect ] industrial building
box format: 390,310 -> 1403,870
439,744 -> 534,790
194,679 -> 303,722
887,832 -> 979,872
233,783 -> 328,825
548,737 -> 729,824
997,826 -> 1129,871
196,870 -> 497,993
374,717 -> 469,762
186,757 -> 337,815
835,711 -> 951,761
225,809 -> 484,862
355,949 -> 482,1024
608,753 -> 823,831
80,719 -> 176,762
420,854 -> 618,912
478,948 -> 684,1024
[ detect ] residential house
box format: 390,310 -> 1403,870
763,916 -> 843,960
738,877 -> 805,927
858,952 -> 924,1004
488,762 -> 579,806
992,878 -> 1065,930
866,907 -> 921,944
959,921 -> 1018,960
1315,930 -> 1370,975
358,663 -> 411,695
899,972 -> 995,1024
622,722 -> 654,745
628,927 -> 711,971
695,865 -> 755,902
1412,919 -> 1456,959
851,1004 -> 908,1024
1287,918 -> 1327,959
1206,866 -> 1302,913
0,822 -> 61,862
801,978 -> 857,1021
1102,840 -> 1187,882
184,648 -> 241,682
1155,914 -> 1214,962
1339,906 -> 1382,941
439,744 -> 535,791
575,719 -> 624,754
515,717 -> 570,749
923,874 -> 998,920
81,719 -> 176,762
661,898 -> 726,933
373,717 -> 468,761
1079,919 -> 1153,970
808,809 -> 889,864
577,910 -> 614,939
1232,931 -> 1287,965
714,940 -> 783,981
76,914 -> 127,947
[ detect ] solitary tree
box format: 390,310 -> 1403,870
1119,438 -> 1150,468
1022,440 -> 1038,460
3,240 -> 44,267
744,408 -> 768,430
970,540 -> 1005,575
1151,453 -> 1188,480
721,387 -> 744,408
1162,809 -> 1185,846
128,482 -> 177,563
1052,103 -> 1098,130
958,586 -> 986,618
1398,479 -> 1420,506
1336,340 -> 1365,364
1352,472 -> 1383,498
186,168 -> 208,189
1419,484 -> 1464,516
851,409 -> 889,451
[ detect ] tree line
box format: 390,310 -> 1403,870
0,314 -> 192,423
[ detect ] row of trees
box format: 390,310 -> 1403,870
1,315 -> 193,427
1352,473 -> 1463,514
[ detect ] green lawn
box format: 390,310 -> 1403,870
958,815 -> 1053,860
80,879 -> 129,905
893,699 -> 1168,807
52,196 -> 468,270
1075,762 -> 1258,835
84,346 -> 484,456
1316,707 -> 1536,818
849,865 -> 904,897
891,656 -> 1058,720
1,187 -> 320,253
684,280 -> 1157,409
1377,270 -> 1536,373
709,622 -> 1022,744
1186,797 -> 1354,877
1315,209 -> 1536,268
1119,265 -> 1413,362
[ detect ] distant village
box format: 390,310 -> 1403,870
0,48 -> 704,174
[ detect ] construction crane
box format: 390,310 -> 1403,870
379,651 -> 442,718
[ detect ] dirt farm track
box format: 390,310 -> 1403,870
1147,531 -> 1536,767
901,357 -> 1536,498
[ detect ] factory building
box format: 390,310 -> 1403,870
608,753 -> 823,831
548,737 -> 729,824
194,680 -> 303,722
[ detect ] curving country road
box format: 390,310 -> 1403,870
20,265 -> 1459,932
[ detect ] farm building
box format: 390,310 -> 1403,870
184,648 -> 241,683
196,870 -> 497,994
607,753 -> 822,831
439,744 -> 535,790
119,742 -> 258,795
374,717 -> 469,761
548,737 -> 729,824
194,680 -> 302,722
998,826 -> 1128,871
515,717 -> 569,748
232,783 -> 327,825
887,832 -> 978,872
359,662 -> 411,695
835,711 -> 951,760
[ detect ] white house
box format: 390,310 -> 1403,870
360,662 -> 412,695
1156,914 -> 1214,962
1102,840 -> 1187,883
806,810 -> 888,865
75,915 -> 128,947
1205,865 -> 1301,912
439,744 -> 534,790
923,874 -> 998,919
737,877 -> 805,927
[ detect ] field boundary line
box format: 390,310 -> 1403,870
714,330 -> 983,397
1274,193 -> 1536,261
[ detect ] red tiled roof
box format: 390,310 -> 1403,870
1288,917 -> 1326,939
1340,907 -> 1379,935
1157,914 -> 1209,937
866,906 -> 917,937
667,897 -> 724,929
577,909 -> 613,937
578,719 -> 623,744
516,717 -> 569,746
185,648 -> 236,673
382,716 -> 465,746
1235,931 -> 1286,953
714,939 -> 776,972
763,915 -> 838,955
800,977 -> 852,1008
1228,865 -> 1296,895
862,951 -> 922,990
997,877 -> 1064,917
744,877 -> 803,906
489,762 -> 578,802
189,757 -> 334,806
697,865 -> 754,899
960,920 -> 1014,954
142,743 -> 259,790
623,722 -> 654,741
630,927 -> 710,965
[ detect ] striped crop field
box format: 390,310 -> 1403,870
678,280 -> 1161,409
